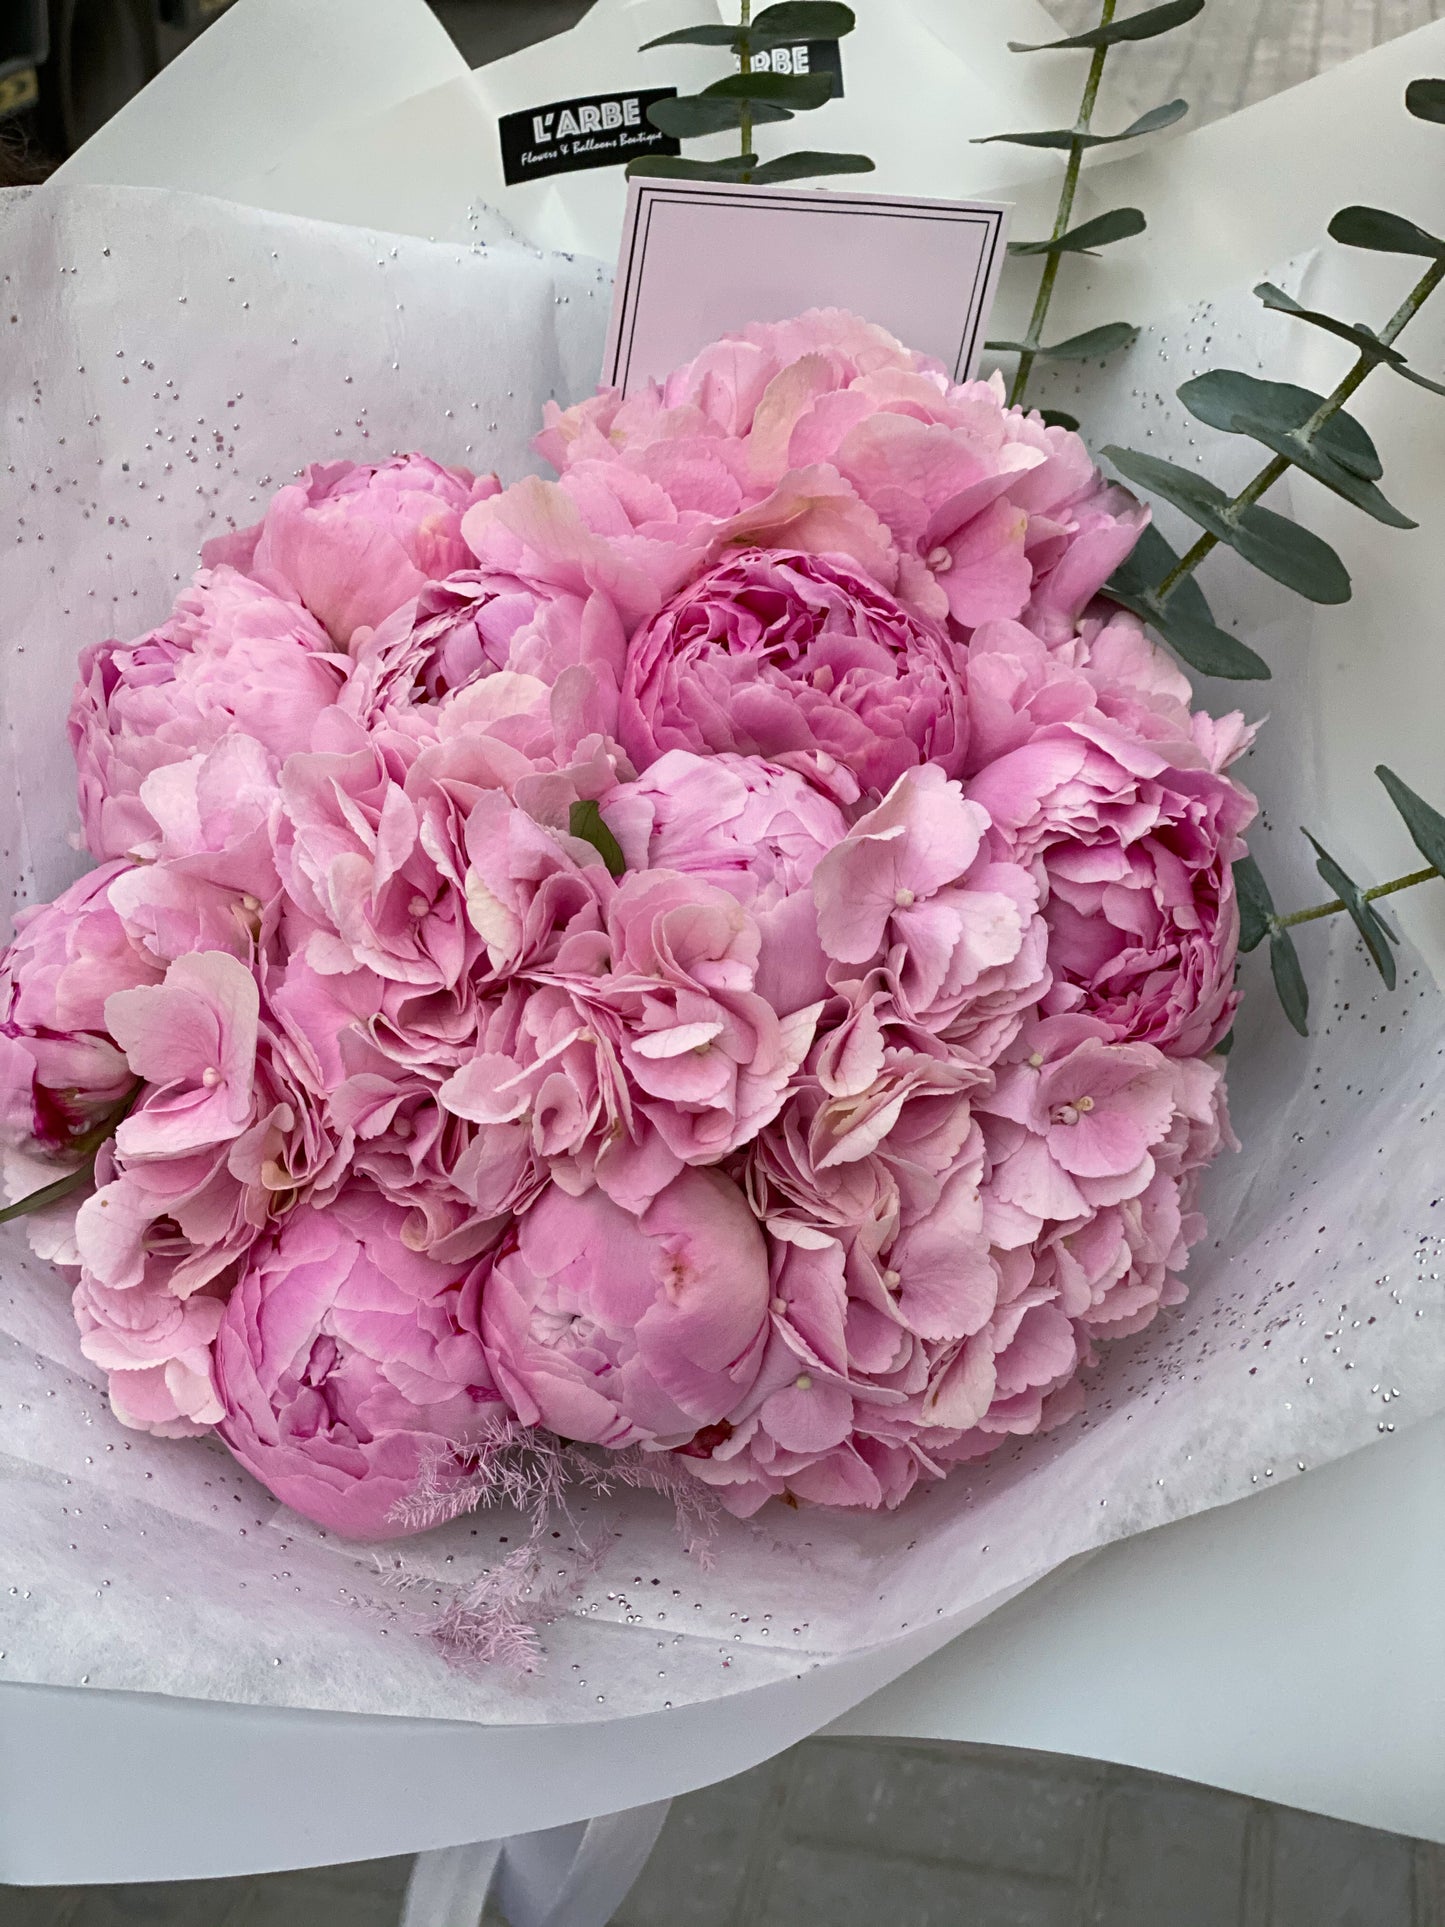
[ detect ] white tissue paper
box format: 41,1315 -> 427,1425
1,168 -> 1442,1729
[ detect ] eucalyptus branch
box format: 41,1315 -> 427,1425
1153,254 -> 1445,603
738,0 -> 753,177
1277,864 -> 1439,930
1009,0 -> 1119,407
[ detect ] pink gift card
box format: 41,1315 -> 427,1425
603,178 -> 1010,396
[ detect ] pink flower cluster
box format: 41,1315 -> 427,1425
1,314 -> 1255,1534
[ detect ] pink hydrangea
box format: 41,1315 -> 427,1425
212,1182 -> 504,1537
539,308 -> 1147,644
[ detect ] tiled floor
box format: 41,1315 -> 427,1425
4,3 -> 1443,1925
3,1736 -> 1442,1925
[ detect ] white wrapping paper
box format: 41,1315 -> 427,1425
1,176 -> 1442,1728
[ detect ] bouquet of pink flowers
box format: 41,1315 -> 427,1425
0,310 -> 1255,1538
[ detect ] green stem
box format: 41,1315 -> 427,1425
739,0 -> 753,180
1276,863 -> 1439,930
1009,0 -> 1118,409
1154,254 -> 1445,604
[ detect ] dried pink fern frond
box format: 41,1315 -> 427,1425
381,1425 -> 722,1670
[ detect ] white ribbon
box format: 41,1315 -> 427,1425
401,1801 -> 671,1927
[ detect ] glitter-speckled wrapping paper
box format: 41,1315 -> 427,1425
1,183 -> 1441,1728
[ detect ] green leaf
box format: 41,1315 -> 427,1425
1106,522 -> 1272,679
747,150 -> 876,182
703,69 -> 834,109
1216,1026 -> 1235,1056
974,97 -> 1187,149
569,800 -> 626,878
1328,204 -> 1445,259
1102,445 -> 1352,604
1038,408 -> 1080,431
1233,854 -> 1275,953
1305,831 -> 1398,988
1376,765 -> 1445,875
1255,281 -> 1408,365
1270,926 -> 1310,1035
626,154 -> 763,180
639,23 -> 745,49
1008,206 -> 1147,256
1009,0 -> 1204,51
1176,370 -> 1414,528
646,94 -> 786,136
1392,361 -> 1445,398
1258,285 -> 1445,398
988,322 -> 1138,362
1177,369 -> 1382,478
0,1161 -> 96,1226
1042,321 -> 1140,360
1405,77 -> 1445,122
752,1 -> 856,43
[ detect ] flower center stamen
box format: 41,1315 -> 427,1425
201,1067 -> 222,1088
926,544 -> 953,574
894,888 -> 916,908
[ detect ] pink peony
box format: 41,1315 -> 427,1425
619,548 -> 968,806
212,1182 -> 503,1537
967,655 -> 1256,1056
480,1171 -> 770,1449
1,863 -> 159,1157
69,568 -> 347,861
203,455 -> 499,646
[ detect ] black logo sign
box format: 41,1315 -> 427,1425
498,88 -> 682,187
733,40 -> 845,99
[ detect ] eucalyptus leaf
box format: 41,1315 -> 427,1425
1305,832 -> 1398,988
569,800 -> 627,879
627,154 -> 762,180
639,23 -> 744,49
988,321 -> 1138,361
1038,408 -> 1081,431
1328,204 -> 1445,259
1009,0 -> 1203,52
1405,77 -> 1445,122
1376,765 -> 1445,875
1008,206 -> 1146,256
1233,854 -> 1275,953
751,1 -> 856,42
1103,446 -> 1352,603
747,150 -> 875,182
1177,370 -> 1382,478
1106,523 -> 1272,679
703,69 -> 834,108
1254,282 -> 1408,365
1391,361 -> 1445,398
974,97 -> 1186,149
646,95 -> 789,136
1259,287 -> 1445,397
1176,371 -> 1414,527
1269,926 -> 1310,1036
